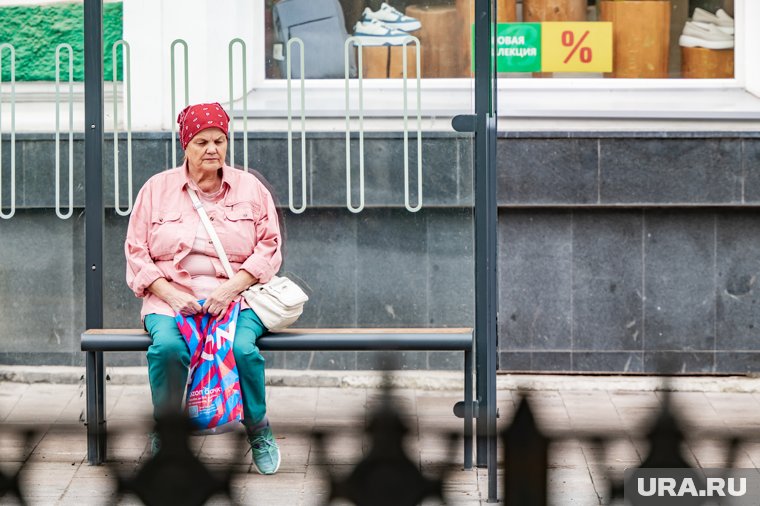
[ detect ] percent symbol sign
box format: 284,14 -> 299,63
562,30 -> 592,64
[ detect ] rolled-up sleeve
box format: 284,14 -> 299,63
240,185 -> 282,283
125,183 -> 164,297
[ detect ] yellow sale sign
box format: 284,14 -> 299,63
541,22 -> 612,73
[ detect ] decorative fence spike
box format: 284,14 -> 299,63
113,413 -> 241,506
503,395 -> 549,506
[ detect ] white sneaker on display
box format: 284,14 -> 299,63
361,2 -> 421,32
692,7 -> 734,34
353,19 -> 413,46
679,20 -> 734,49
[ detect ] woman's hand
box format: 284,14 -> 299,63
166,289 -> 203,316
147,278 -> 202,316
202,281 -> 241,318
203,270 -> 256,318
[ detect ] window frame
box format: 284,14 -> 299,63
249,0 -> 758,121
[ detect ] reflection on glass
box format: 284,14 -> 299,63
265,0 -> 735,79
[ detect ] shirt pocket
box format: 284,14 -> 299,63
149,210 -> 183,258
221,202 -> 258,256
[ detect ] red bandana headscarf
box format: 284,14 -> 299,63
177,102 -> 230,150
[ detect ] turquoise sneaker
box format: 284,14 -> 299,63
247,426 -> 281,475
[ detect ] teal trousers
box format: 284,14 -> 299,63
144,309 -> 268,429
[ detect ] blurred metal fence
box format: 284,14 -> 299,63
1,377 -> 757,505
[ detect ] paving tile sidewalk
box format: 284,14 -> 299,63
1,375 -> 759,505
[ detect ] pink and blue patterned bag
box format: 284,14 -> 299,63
175,300 -> 243,432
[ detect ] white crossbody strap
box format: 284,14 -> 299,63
187,188 -> 236,280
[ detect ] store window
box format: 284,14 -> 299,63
264,0 -> 736,80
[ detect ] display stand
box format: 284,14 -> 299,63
523,0 -> 586,21
405,5 -> 460,78
681,47 -> 734,78
362,45 -> 419,79
600,0 -> 671,78
523,0 -> 586,77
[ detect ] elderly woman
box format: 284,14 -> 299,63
125,102 -> 281,474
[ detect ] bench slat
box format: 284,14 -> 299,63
83,327 -> 472,335
81,328 -> 473,352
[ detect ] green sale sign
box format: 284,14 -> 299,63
471,23 -> 542,73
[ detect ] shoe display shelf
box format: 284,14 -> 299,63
681,46 -> 733,78
456,0 -> 517,77
523,0 -> 586,22
523,0 -> 587,78
600,0 -> 672,78
362,45 -> 418,79
404,4 -> 462,78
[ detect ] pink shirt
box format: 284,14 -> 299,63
125,163 -> 282,320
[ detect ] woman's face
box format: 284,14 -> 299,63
185,127 -> 227,173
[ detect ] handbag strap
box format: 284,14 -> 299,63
187,188 -> 235,280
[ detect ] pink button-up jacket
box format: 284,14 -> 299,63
125,164 -> 282,320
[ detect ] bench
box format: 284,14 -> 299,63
81,327 -> 474,467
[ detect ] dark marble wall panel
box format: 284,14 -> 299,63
643,211 -> 716,352
103,138 -> 169,210
309,350 -> 358,370
715,212 -> 760,350
363,137 -> 412,207
356,351 -> 428,370
356,209 -> 429,327
419,138 -> 462,207
427,209 -> 474,327
0,212 -> 78,358
499,351 -> 572,372
498,351 -> 532,371
0,139 -> 22,211
499,210 -> 573,350
22,139 -> 85,208
498,139 -> 598,205
284,209 -> 358,327
248,137 -> 302,209
715,352 -> 760,374
5,133 -> 760,372
573,211 -> 643,351
600,139 -> 742,204
104,211 -> 143,328
573,352 -> 643,373
428,351 -> 465,370
743,140 -> 760,203
457,138 -> 474,207
309,137 -> 356,207
642,351 -> 714,374
283,351 -> 313,369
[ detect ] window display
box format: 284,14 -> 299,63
264,0 -> 736,79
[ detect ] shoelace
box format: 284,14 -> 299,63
245,434 -> 278,456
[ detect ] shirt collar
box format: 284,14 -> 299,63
176,160 -> 232,192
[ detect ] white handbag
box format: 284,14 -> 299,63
188,189 -> 308,331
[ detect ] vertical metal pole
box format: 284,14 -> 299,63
474,0 -> 498,501
464,348 -> 473,470
84,0 -> 105,465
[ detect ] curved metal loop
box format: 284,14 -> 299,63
113,40 -> 133,216
286,38 -> 306,214
344,37 -> 364,214
228,38 -> 249,171
0,43 -> 16,220
170,39 -> 189,168
55,43 -> 74,220
402,36 -> 423,213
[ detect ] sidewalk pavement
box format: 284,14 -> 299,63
0,369 -> 759,505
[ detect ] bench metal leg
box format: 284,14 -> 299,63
464,348 -> 473,470
86,350 -> 107,465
